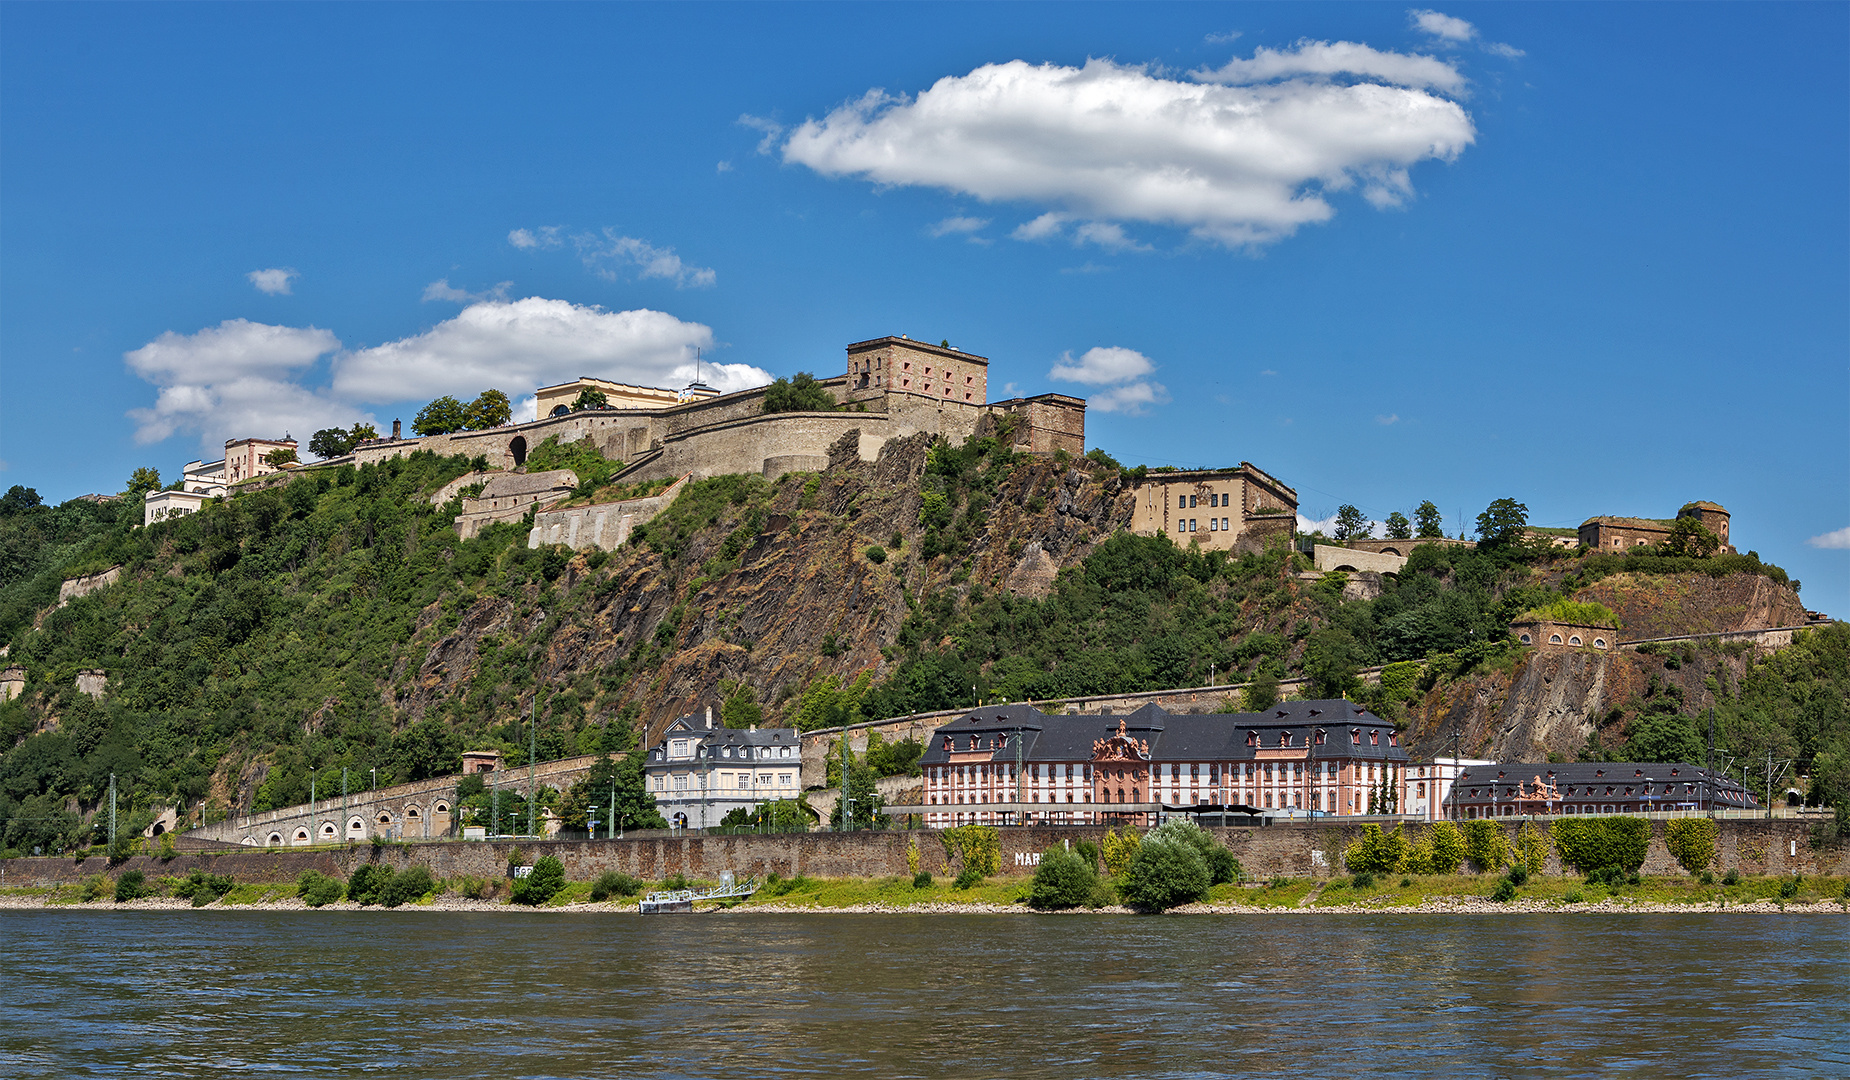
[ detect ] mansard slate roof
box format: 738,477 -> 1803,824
1452,761 -> 1756,802
920,700 -> 1409,767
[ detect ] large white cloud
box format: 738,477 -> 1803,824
124,319 -> 355,449
782,51 -> 1474,248
126,299 -> 773,454
331,297 -> 757,401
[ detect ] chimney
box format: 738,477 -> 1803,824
392,419 -> 402,440
705,705 -> 714,728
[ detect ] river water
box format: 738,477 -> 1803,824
3,910 -> 1845,1078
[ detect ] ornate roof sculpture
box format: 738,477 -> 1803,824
1091,716 -> 1151,761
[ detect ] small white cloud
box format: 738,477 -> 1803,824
716,160 -> 734,173
1059,262 -> 1112,275
738,113 -> 785,154
1050,346 -> 1155,385
248,268 -> 298,295
422,279 -> 512,304
928,215 -> 991,237
1195,39 -> 1467,94
1205,31 -> 1243,45
1807,526 -> 1850,550
1012,212 -> 1069,242
1376,413 -> 1399,425
1259,368 -> 1278,376
1485,42 -> 1526,59
1298,512 -> 1339,534
1050,346 -> 1165,414
509,226 -> 564,250
1072,221 -> 1149,252
571,230 -> 716,288
513,395 -> 539,424
1409,9 -> 1476,42
1088,381 -> 1171,415
670,360 -> 774,394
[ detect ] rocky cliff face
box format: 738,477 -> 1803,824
1569,571 -> 1807,640
396,434 -> 1133,747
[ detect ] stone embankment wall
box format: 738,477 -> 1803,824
179,754 -> 607,847
15,817 -> 1834,889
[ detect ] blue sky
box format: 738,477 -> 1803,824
2,3 -> 1845,612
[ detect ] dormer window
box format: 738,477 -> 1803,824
1315,729 -> 1327,746
1280,732 -> 1292,747
943,736 -> 953,751
1246,731 -> 1257,747
1350,728 -> 1362,745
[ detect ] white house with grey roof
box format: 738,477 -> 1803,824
642,706 -> 801,829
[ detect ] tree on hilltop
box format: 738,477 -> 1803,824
1333,504 -> 1370,542
464,389 -> 512,430
1414,500 -> 1445,538
762,372 -> 837,413
413,396 -> 467,436
1383,511 -> 1412,540
1475,498 -> 1529,547
573,387 -> 609,410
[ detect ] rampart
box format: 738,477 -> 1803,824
58,566 -> 122,608
528,476 -> 688,551
8,817 -> 1839,889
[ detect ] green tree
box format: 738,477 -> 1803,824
511,854 -> 565,905
720,681 -> 763,729
1623,712 -> 1704,763
1414,500 -> 1445,539
1662,516 -> 1722,558
1333,504 -> 1370,542
762,372 -> 837,413
1382,511 -> 1412,540
464,389 -> 512,430
1119,831 -> 1212,912
793,672 -> 871,732
263,447 -> 298,467
1304,627 -> 1362,699
412,395 -> 467,436
573,387 -> 609,410
0,485 -> 43,515
126,468 -> 163,500
1027,845 -> 1101,909
309,428 -> 349,459
1475,498 -> 1530,547
1242,669 -> 1280,713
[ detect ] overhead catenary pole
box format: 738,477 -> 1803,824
342,768 -> 349,844
839,734 -> 851,832
108,773 -> 117,854
529,694 -> 538,838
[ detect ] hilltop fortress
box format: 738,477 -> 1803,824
340,335 -> 1086,484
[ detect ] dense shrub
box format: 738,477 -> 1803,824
1513,821 -> 1551,873
1101,828 -> 1140,876
1490,877 -> 1519,903
1119,833 -> 1212,913
511,855 -> 565,905
940,826 -> 1000,877
383,865 -> 434,907
1145,820 -> 1241,884
173,869 -> 235,907
1553,816 -> 1649,875
77,874 -> 110,902
912,871 -> 932,889
297,870 -> 345,907
1345,824 -> 1413,874
347,863 -> 394,906
1664,818 -> 1718,874
589,871 -> 642,901
113,869 -> 150,902
1462,820 -> 1511,873
1409,821 -> 1467,874
953,867 -> 984,890
1027,846 -> 1100,910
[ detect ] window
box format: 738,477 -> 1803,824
674,775 -> 687,791
780,746 -> 791,758
1176,494 -> 1185,509
1568,635 -> 1582,646
1222,518 -> 1230,531
1189,494 -> 1198,508
1177,521 -> 1187,533
1190,519 -> 1197,531
1209,493 -> 1219,507
1209,518 -> 1217,531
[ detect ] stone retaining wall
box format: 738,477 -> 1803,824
10,818 -> 1837,889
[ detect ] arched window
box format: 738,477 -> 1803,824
1550,634 -> 1563,644
1569,635 -> 1582,646
1593,638 -> 1607,649
267,832 -> 284,847
1519,633 -> 1532,645
510,436 -> 528,467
